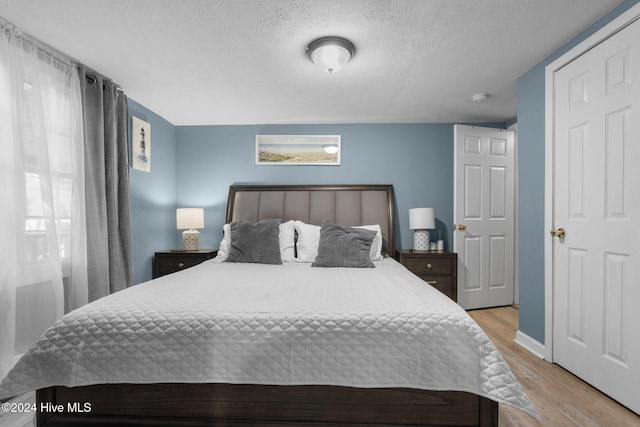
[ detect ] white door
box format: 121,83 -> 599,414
453,125 -> 515,309
551,17 -> 640,414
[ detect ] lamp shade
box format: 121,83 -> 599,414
176,208 -> 204,230
409,208 -> 435,230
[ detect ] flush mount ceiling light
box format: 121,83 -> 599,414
306,36 -> 356,74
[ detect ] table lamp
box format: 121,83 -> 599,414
177,208 -> 204,250
409,208 -> 435,251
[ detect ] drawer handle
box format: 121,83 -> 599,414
178,262 -> 184,268
427,280 -> 437,285
426,263 -> 432,270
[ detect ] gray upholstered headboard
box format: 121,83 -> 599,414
226,184 -> 396,256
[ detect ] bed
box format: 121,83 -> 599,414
0,184 -> 538,426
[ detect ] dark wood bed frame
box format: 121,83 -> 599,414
36,184 -> 498,426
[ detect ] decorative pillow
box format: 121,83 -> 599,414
294,221 -> 383,262
225,219 -> 282,264
217,220 -> 296,262
293,221 -> 321,263
312,221 -> 376,268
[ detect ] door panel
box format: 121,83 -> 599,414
463,235 -> 482,292
489,235 -> 506,289
566,248 -> 586,344
603,252 -> 627,364
464,165 -> 482,218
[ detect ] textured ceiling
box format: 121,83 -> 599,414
0,0 -> 623,125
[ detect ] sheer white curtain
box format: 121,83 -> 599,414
0,21 -> 88,379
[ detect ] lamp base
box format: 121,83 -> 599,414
182,229 -> 200,250
413,230 -> 430,252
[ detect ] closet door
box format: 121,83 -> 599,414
551,17 -> 640,415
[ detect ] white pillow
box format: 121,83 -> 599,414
294,221 -> 384,262
217,220 -> 296,262
217,223 -> 231,260
279,220 -> 296,262
355,224 -> 384,261
294,221 -> 321,262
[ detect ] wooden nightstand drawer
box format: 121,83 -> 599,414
420,276 -> 454,299
403,256 -> 453,275
153,249 -> 218,278
396,250 -> 458,302
155,256 -> 202,276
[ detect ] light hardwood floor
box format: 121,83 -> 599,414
469,305 -> 639,427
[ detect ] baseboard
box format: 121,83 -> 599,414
514,330 -> 545,359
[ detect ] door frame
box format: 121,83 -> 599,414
508,123 -> 519,305
544,3 -> 640,362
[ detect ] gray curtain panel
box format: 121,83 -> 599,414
78,65 -> 133,300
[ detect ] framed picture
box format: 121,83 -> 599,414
255,135 -> 341,165
132,117 -> 151,172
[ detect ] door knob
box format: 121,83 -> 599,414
457,224 -> 467,231
550,228 -> 565,238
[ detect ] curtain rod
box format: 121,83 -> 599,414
1,17 -> 122,91
1,17 -> 75,69
81,67 -> 123,92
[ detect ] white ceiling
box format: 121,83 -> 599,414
0,0 -> 623,125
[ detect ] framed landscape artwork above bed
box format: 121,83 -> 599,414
255,135 -> 341,165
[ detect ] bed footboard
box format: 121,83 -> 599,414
37,383 -> 497,426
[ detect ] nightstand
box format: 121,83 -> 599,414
153,249 -> 218,278
396,250 -> 458,302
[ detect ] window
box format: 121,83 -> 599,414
0,28 -> 87,379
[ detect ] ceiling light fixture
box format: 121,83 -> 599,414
306,36 -> 356,74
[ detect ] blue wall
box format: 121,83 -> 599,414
126,120 -> 504,284
175,123 -> 500,254
128,99 -> 177,284
516,0 -> 640,344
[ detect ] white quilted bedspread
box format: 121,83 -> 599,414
0,258 -> 538,418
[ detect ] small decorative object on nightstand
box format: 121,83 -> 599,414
153,249 -> 217,279
396,249 -> 458,302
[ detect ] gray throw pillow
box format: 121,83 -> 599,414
226,219 -> 282,264
312,221 -> 376,268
